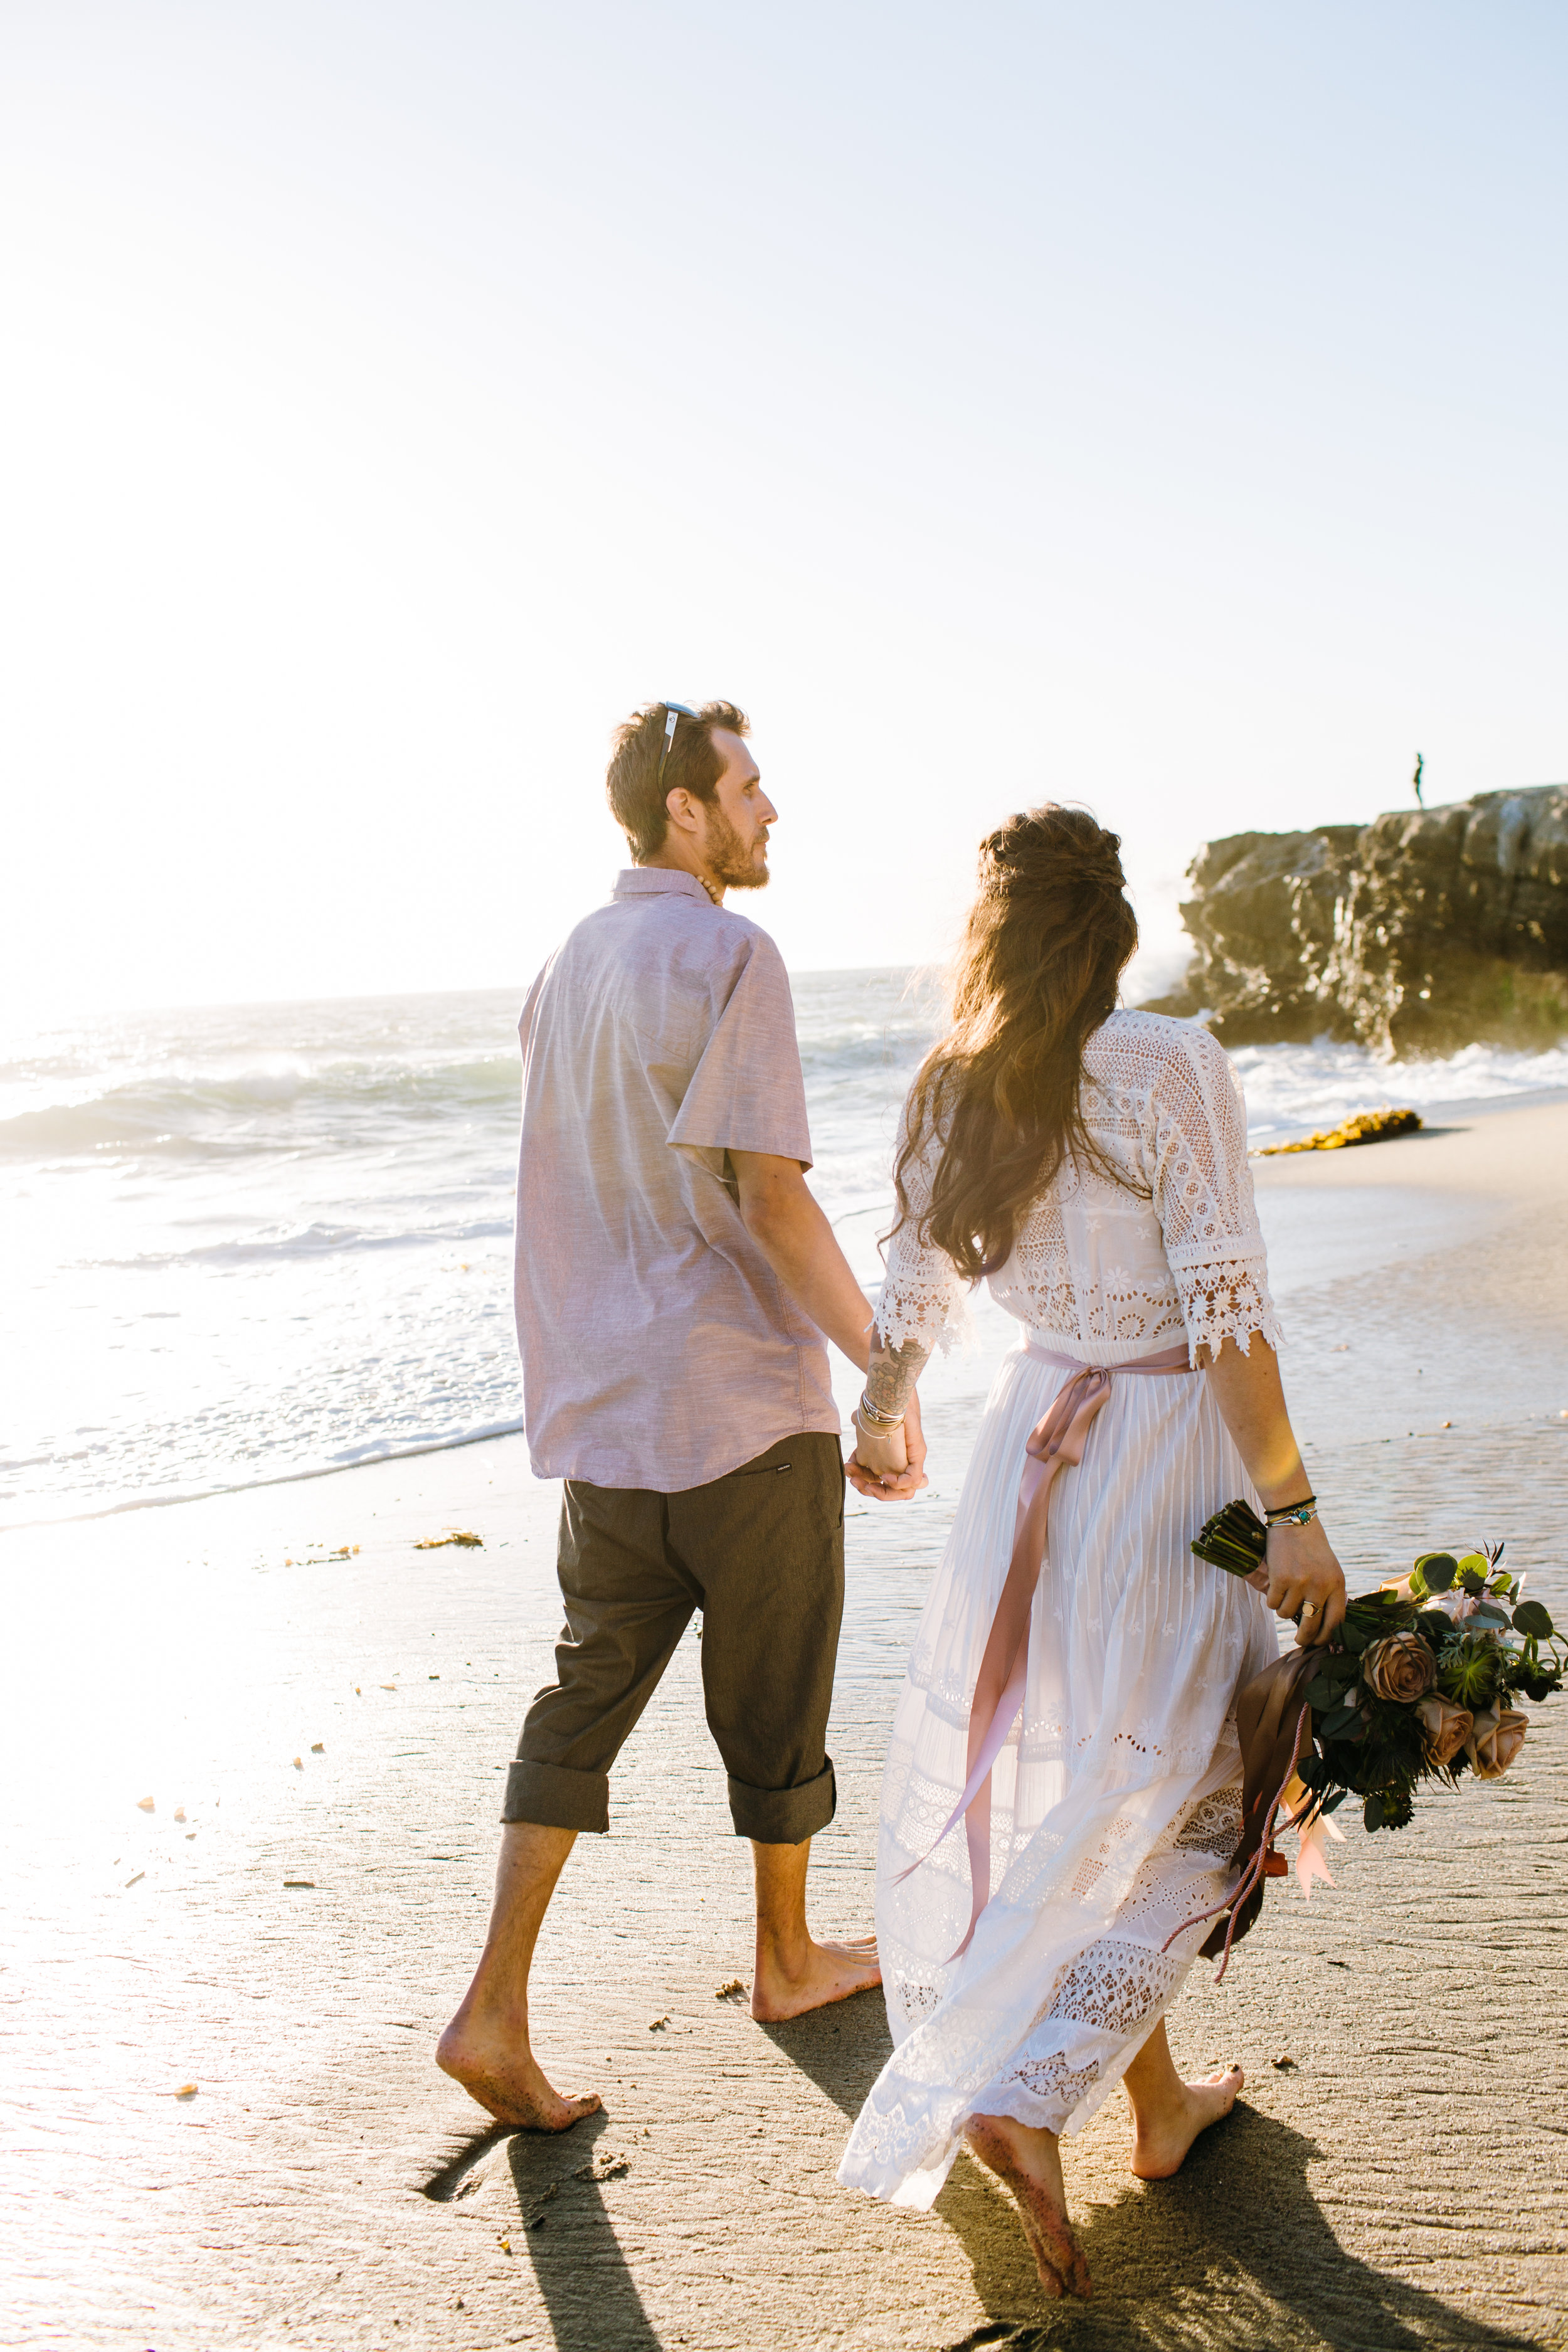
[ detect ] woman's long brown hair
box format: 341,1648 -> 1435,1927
894,806 -> 1140,1281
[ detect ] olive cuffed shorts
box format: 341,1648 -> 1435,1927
504,1432 -> 845,1846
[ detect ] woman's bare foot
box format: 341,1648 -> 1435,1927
436,2017 -> 600,2131
965,2113 -> 1093,2301
750,1933 -> 881,2021
1128,2064 -> 1244,2180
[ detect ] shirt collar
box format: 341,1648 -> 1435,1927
612,867 -> 714,905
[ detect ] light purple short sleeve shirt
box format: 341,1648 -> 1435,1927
513,868 -> 842,1491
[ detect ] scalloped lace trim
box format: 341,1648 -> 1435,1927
876,1265 -> 970,1357
877,1014 -> 1281,1360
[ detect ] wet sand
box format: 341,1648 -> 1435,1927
3,1098 -> 1566,2349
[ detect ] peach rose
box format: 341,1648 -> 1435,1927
1361,1632 -> 1437,1705
1414,1695 -> 1472,1768
1465,1707 -> 1528,1780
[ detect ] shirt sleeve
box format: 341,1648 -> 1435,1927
1148,1024 -> 1283,1359
875,1094 -> 968,1356
667,931 -> 814,1170
517,951 -> 557,1078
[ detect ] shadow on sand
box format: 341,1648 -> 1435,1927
761,1997 -> 1539,2352
423,2107 -> 659,2349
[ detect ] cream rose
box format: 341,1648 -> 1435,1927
1414,1695 -> 1473,1769
1361,1632 -> 1437,1705
1465,1707 -> 1528,1780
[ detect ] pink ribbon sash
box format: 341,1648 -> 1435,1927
891,1338 -> 1195,1959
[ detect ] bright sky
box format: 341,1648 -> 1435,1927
3,1 -> 1564,1018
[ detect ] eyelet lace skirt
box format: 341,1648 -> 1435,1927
838,1337 -> 1278,2210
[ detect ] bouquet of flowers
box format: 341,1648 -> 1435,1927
1192,1500 -> 1564,1833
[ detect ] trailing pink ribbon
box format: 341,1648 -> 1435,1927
891,1338 -> 1194,1959
1295,1804 -> 1344,1895
1158,1643 -> 1345,1984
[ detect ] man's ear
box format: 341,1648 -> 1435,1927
664,786 -> 701,837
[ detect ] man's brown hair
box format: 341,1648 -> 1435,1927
606,701 -> 750,862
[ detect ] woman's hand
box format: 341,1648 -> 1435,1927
1251,1517 -> 1347,1648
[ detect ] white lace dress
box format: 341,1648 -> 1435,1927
838,1012 -> 1283,2209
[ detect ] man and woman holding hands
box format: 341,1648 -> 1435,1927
438,699 -> 1345,2299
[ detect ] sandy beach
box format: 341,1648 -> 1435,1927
4,1097 -> 1566,2351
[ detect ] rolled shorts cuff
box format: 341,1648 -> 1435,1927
503,1758 -> 610,1835
726,1756 -> 836,1845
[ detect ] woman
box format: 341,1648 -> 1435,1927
837,808 -> 1345,2301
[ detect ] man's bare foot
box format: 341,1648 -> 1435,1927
1128,2064 -> 1244,2180
436,2018 -> 600,2131
965,2113 -> 1092,2301
750,1934 -> 881,2022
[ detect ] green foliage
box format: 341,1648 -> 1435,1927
1363,1779 -> 1416,1833
1413,1552 -> 1458,1594
1513,1600 -> 1555,1640
1508,1663 -> 1563,1705
1436,1635 -> 1505,1712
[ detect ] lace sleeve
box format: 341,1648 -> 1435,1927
876,1102 -> 968,1356
1148,1025 -> 1283,1360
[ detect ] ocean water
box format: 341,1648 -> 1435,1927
4,975 -> 1565,1526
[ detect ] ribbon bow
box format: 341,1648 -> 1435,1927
890,1343 -> 1190,1960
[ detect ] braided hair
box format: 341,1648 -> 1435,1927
894,806 -> 1142,1281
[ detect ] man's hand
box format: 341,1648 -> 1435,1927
847,1388 -> 928,1503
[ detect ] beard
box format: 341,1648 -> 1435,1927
704,805 -> 770,891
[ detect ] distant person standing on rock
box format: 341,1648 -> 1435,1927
439,699 -> 925,2132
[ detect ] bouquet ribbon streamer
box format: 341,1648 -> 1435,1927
1158,1642 -> 1333,1980
890,1338 -> 1196,1959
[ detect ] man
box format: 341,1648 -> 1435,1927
438,699 -> 926,2131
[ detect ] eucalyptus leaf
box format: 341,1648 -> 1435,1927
1321,1789 -> 1350,1814
1513,1601 -> 1555,1640
1415,1552 -> 1457,1593
1364,1793 -> 1385,1831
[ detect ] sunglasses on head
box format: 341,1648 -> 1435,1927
655,702 -> 699,790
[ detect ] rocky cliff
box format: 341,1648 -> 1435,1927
1146,785 -> 1568,1054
